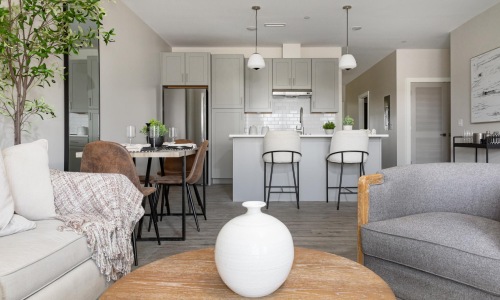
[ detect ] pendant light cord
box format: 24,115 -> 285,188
255,8 -> 258,53
346,7 -> 349,54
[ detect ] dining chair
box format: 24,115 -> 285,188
80,140 -> 160,266
326,130 -> 369,209
153,140 -> 209,232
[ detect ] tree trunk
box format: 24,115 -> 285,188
14,114 -> 21,145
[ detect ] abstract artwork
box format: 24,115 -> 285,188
471,47 -> 500,123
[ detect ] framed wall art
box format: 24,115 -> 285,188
471,46 -> 500,123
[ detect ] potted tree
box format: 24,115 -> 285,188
322,121 -> 336,135
343,115 -> 354,130
140,119 -> 168,147
0,1 -> 114,145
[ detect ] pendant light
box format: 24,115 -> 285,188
339,5 -> 357,70
247,6 -> 265,70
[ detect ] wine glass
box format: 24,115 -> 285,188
126,125 -> 136,144
169,127 -> 177,143
149,125 -> 160,149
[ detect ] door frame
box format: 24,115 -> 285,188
358,91 -> 369,130
405,78 -> 450,165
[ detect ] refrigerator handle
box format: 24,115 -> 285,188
201,93 -> 205,143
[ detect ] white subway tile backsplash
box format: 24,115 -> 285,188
244,98 -> 337,134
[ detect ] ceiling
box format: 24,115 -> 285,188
122,0 -> 499,84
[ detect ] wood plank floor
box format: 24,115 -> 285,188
135,184 -> 358,268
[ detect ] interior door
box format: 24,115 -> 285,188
411,82 -> 450,163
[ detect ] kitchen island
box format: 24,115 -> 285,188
231,133 -> 388,202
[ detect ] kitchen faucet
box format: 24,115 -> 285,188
296,107 -> 304,134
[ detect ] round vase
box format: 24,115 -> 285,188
215,201 -> 294,298
146,135 -> 164,147
343,125 -> 353,130
324,129 -> 334,135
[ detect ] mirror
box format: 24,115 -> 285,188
65,23 -> 100,171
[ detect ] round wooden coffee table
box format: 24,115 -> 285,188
100,247 -> 395,299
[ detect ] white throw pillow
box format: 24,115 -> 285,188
0,214 -> 36,237
2,139 -> 56,220
0,151 -> 14,230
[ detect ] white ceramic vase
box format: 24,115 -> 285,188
324,129 -> 334,135
215,201 -> 294,298
343,125 -> 353,130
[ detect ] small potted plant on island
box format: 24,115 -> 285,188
141,119 -> 168,147
343,115 -> 354,130
323,121 -> 336,135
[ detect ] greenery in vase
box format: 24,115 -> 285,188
322,121 -> 336,130
0,0 -> 115,145
140,119 -> 168,136
343,115 -> 355,126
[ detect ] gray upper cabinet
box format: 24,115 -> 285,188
272,58 -> 311,90
87,56 -> 99,110
69,60 -> 89,113
311,58 -> 339,113
161,52 -> 209,86
245,58 -> 272,113
211,54 -> 244,108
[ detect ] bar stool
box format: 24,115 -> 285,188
262,131 -> 302,209
326,130 -> 369,210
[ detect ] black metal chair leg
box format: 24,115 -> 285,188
137,197 -> 147,239
192,184 -> 206,220
267,162 -> 274,209
291,162 -> 299,209
326,161 -> 329,203
147,194 -> 161,245
132,229 -> 138,266
148,188 -> 160,232
337,162 -> 344,210
264,163 -> 267,203
165,185 -> 171,215
187,185 -> 200,232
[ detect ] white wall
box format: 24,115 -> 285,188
451,3 -> 500,163
345,52 -> 397,169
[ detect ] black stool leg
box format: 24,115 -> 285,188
263,162 -> 267,203
267,162 -> 274,209
187,185 -> 200,232
193,184 -> 206,220
326,160 -> 329,203
337,161 -> 344,210
147,194 -> 161,245
291,162 -> 299,209
137,197 -> 147,239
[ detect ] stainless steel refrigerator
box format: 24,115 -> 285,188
162,88 -> 208,144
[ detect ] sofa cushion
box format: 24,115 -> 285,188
0,219 -> 93,300
0,214 -> 36,237
361,212 -> 500,296
2,139 -> 56,220
0,148 -> 14,230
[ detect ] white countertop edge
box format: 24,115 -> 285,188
229,134 -> 389,138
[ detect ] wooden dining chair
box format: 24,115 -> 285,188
153,140 -> 209,232
80,140 -> 160,266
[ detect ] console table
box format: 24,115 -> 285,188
453,136 -> 500,163
100,247 -> 395,299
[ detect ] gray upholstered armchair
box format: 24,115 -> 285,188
357,163 -> 500,300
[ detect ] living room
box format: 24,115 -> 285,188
1,1 -> 500,299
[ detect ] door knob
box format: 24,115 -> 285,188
440,133 -> 447,137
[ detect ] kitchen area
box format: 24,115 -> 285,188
161,45 -> 388,203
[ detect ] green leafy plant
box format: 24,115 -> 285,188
343,115 -> 354,126
140,119 -> 168,136
322,121 -> 336,130
0,0 -> 115,145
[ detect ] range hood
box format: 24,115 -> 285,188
272,89 -> 312,97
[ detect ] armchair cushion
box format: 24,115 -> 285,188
362,212 -> 500,296
2,139 -> 56,220
0,149 -> 14,230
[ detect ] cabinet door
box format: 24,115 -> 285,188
211,109 -> 244,179
311,59 -> 339,113
88,109 -> 100,142
245,58 -> 272,113
292,59 -> 311,89
185,53 -> 209,85
272,59 -> 292,89
87,56 -> 99,110
161,52 -> 185,85
69,60 -> 89,113
211,55 -> 244,108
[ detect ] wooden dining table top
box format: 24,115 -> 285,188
100,247 -> 395,299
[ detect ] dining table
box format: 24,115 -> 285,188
76,146 -> 198,241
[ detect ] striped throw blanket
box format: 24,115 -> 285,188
50,169 -> 144,281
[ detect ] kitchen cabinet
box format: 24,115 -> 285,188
211,109 -> 244,181
211,55 -> 244,108
69,136 -> 88,171
69,60 -> 88,113
272,59 -> 311,90
244,58 -> 272,113
88,56 -> 99,110
88,109 -> 100,142
161,52 -> 209,86
311,58 -> 339,113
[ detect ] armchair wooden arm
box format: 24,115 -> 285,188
357,173 -> 384,265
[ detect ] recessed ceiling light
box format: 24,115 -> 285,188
264,23 -> 286,27
246,26 -> 256,31
352,26 -> 362,31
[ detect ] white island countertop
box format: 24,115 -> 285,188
229,134 -> 388,138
